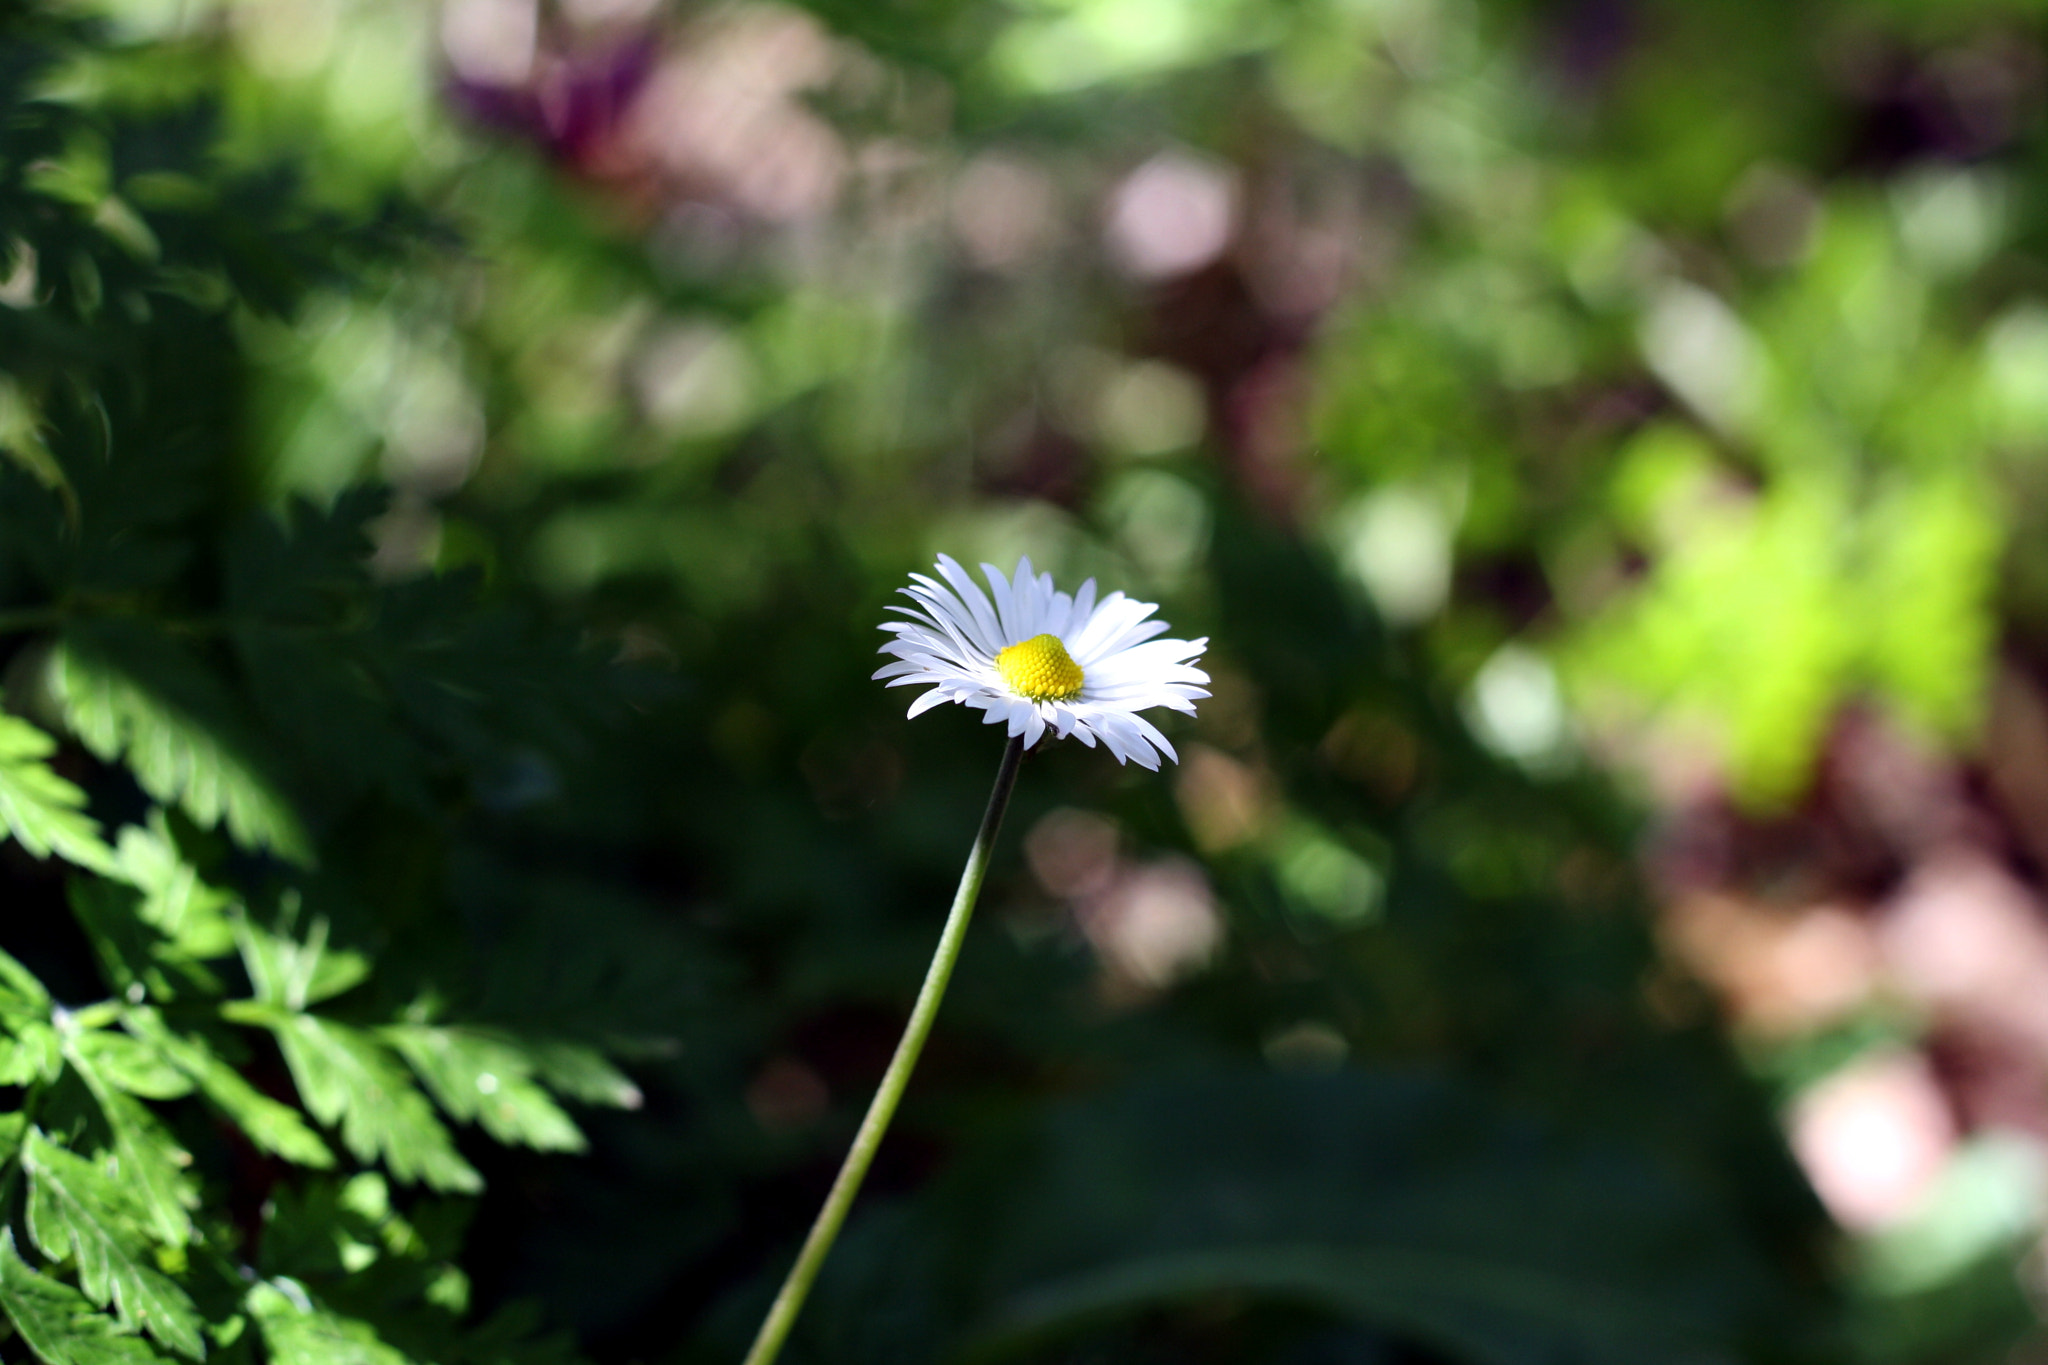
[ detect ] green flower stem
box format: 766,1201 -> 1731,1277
742,733 -> 1028,1365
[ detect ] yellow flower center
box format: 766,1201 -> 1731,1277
996,633 -> 1085,702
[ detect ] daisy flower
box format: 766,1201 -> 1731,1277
874,555 -> 1210,769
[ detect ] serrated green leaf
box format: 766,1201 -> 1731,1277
232,916 -> 368,1013
0,947 -> 61,1086
20,1132 -> 204,1359
0,1019 -> 64,1086
0,1230 -> 168,1365
246,1281 -> 414,1365
242,1009 -> 478,1193
65,877 -> 219,1004
0,711 -> 113,873
121,1010 -> 332,1169
63,1056 -> 196,1247
62,879 -> 145,996
258,1175 -> 410,1281
526,1041 -> 642,1111
50,634 -> 310,863
106,818 -> 235,960
0,946 -> 51,1014
71,1031 -> 192,1101
383,1026 -> 585,1153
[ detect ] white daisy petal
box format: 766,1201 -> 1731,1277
1081,717 -> 1121,762
879,556 -> 1208,767
1030,568 -> 1057,638
981,562 -> 1020,643
933,556 -> 1006,651
1069,594 -> 1154,664
906,688 -> 955,719
1013,556 -> 1038,637
1124,712 -> 1178,766
1070,577 -> 1098,630
1101,713 -> 1163,771
904,582 -> 990,656
899,591 -> 983,661
1045,589 -> 1075,641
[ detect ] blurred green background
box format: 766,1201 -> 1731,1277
6,0 -> 2048,1360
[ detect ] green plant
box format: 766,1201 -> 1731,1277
0,12 -> 634,1365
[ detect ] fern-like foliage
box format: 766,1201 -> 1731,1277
0,10 -> 632,1365
0,712 -> 111,871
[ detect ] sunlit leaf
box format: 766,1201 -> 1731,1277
50,631 -> 311,862
246,1280 -> 413,1365
63,1055 -> 197,1247
0,1230 -> 168,1365
231,1005 -> 479,1193
71,1030 -> 192,1101
65,877 -> 215,1004
232,916 -> 369,1013
105,817 -> 236,961
0,711 -> 113,872
0,946 -> 61,1087
383,1025 -> 585,1153
526,1040 -> 642,1111
0,1018 -> 64,1087
121,1009 -> 332,1169
20,1131 -> 205,1359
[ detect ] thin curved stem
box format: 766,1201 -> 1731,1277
742,733 -> 1028,1365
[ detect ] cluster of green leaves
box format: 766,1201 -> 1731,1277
0,618 -> 632,1365
0,10 -> 635,1365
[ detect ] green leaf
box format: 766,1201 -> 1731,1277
0,947 -> 61,1087
66,877 -> 217,1004
0,377 -> 78,517
258,1174 -> 412,1281
64,816 -> 234,1004
0,945 -> 51,1013
0,1230 -> 168,1365
105,817 -> 236,960
121,1010 -> 332,1169
50,632 -> 311,862
62,1052 -> 197,1247
71,1031 -> 192,1101
232,916 -> 368,1013
0,1019 -> 64,1087
246,1280 -> 414,1365
238,1008 -> 479,1193
20,1131 -> 205,1359
526,1041 -> 642,1111
0,711 -> 113,872
382,1026 -> 586,1153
